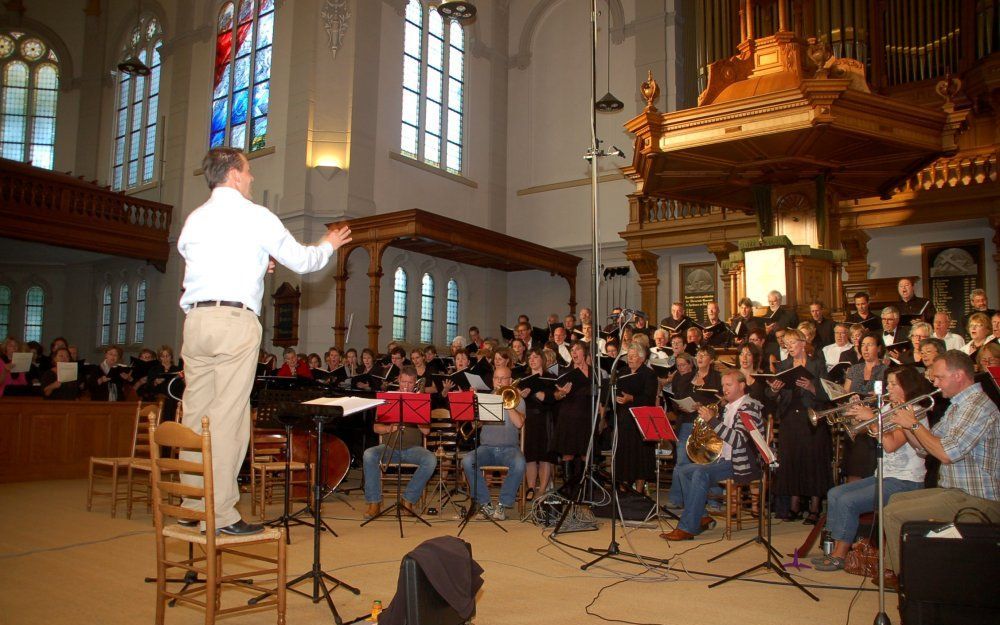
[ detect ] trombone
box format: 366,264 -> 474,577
807,394 -> 886,427
844,389 -> 941,440
459,378 -> 522,440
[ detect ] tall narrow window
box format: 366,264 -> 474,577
0,285 -> 10,338
133,279 -> 147,344
117,283 -> 129,344
112,17 -> 162,190
399,1 -> 465,174
446,279 -> 459,344
100,285 -> 112,345
211,0 -> 274,152
420,273 -> 434,343
23,286 -> 43,342
0,31 -> 59,169
392,267 -> 408,341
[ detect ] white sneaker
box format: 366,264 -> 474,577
492,505 -> 508,521
479,503 -> 497,519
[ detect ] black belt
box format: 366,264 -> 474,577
194,300 -> 249,310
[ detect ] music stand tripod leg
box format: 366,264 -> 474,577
457,409 -> 507,536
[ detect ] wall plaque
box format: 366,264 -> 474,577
271,282 -> 301,347
922,239 -> 985,332
679,262 -> 717,323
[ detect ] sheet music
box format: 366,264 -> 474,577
10,352 -> 31,373
671,397 -> 699,413
463,371 -> 491,391
302,396 -> 385,415
56,362 -> 77,383
821,379 -> 853,402
474,393 -> 505,422
739,412 -> 778,468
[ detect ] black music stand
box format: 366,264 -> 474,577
250,401 -> 362,624
707,412 -> 818,601
360,391 -> 432,537
259,406 -> 312,543
450,391 -> 507,535
631,405 -> 678,527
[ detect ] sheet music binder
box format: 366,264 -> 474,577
374,392 -> 432,425
629,406 -> 677,442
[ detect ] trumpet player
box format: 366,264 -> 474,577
461,365 -> 526,521
811,367 -> 928,572
660,369 -> 765,541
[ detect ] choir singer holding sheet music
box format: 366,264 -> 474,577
660,369 -> 765,541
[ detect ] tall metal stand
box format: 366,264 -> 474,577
872,382 -> 891,625
457,395 -> 507,535
263,418 -> 311,543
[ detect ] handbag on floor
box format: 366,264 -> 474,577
844,537 -> 879,577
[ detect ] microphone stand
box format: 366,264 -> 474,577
873,380 -> 891,625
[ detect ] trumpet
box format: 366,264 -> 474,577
807,394 -> 887,427
844,389 -> 941,440
685,399 -> 724,465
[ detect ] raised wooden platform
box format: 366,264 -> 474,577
0,399 -> 144,483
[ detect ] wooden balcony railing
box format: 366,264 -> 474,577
0,158 -> 172,269
892,147 -> 998,193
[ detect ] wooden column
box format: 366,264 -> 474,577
333,244 -> 356,350
365,242 -> 388,352
564,274 -> 577,313
833,259 -> 846,313
707,241 -> 738,317
840,229 -> 871,282
625,249 -> 660,319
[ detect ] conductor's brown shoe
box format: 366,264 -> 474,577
364,502 -> 381,519
659,528 -> 695,541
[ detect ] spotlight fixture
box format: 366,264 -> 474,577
118,54 -> 151,76
436,1 -> 476,22
314,165 -> 342,180
595,92 -> 624,112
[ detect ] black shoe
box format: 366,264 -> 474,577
177,519 -> 198,528
803,512 -> 819,525
217,520 -> 264,536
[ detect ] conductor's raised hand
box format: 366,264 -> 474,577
323,226 -> 352,250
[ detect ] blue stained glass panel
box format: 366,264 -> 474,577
144,125 -> 156,155
127,159 -> 138,185
251,82 -> 269,117
237,28 -> 253,56
113,166 -> 122,189
211,98 -> 228,133
113,137 -> 125,165
3,113 -> 25,141
230,122 -> 246,149
231,88 -> 248,124
254,46 -> 271,83
234,56 -> 250,89
118,76 -> 130,106
238,0 -> 253,23
256,12 -> 274,48
213,64 -> 230,99
143,158 -> 154,182
129,130 -> 140,158
116,108 -> 127,137
2,142 -> 23,160
260,0 -> 273,12
146,94 -> 158,125
5,62 -> 28,87
218,2 -> 234,31
132,75 -> 145,103
210,129 -> 225,147
32,117 -> 54,142
251,116 -> 267,149
131,101 -> 143,131
30,144 -> 52,169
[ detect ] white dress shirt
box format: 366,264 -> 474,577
178,187 -> 333,314
936,332 -> 966,351
822,342 -> 854,370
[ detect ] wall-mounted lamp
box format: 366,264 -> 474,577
314,164 -> 342,180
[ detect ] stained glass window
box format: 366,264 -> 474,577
446,279 -> 459,344
0,31 -> 58,169
100,285 -> 112,345
420,274 -> 434,343
0,285 -> 10,339
393,267 -> 408,342
211,0 -> 273,152
117,283 -> 129,345
400,1 -> 465,174
112,17 -> 162,190
23,286 -> 43,343
133,279 -> 147,344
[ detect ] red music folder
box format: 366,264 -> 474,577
629,405 -> 677,442
447,391 -> 476,422
375,391 -> 431,425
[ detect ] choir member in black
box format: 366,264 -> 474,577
845,291 -> 881,333
736,343 -> 768,404
129,348 -> 158,398
410,348 -> 437,393
355,348 -> 378,390
650,328 -> 671,360
808,301 -> 835,350
764,290 -> 799,339
822,323 -> 856,384
611,343 -> 658,493
510,338 -> 528,369
143,345 -> 182,397
841,335 -> 886,481
88,345 -> 131,401
692,346 -> 722,396
848,324 -> 866,363
633,314 -> 653,340
702,301 -> 730,348
522,347 -> 557,500
797,321 -> 822,363
257,348 -> 277,374
896,277 -> 935,325
665,352 -> 696,508
730,297 -> 762,346
767,328 -> 832,524
962,312 -> 996,362
344,348 -> 360,377
307,353 -> 324,377
685,326 -> 705,352
991,311 -> 1000,342
553,341 -> 594,494
40,347 -> 80,400
764,327 -> 787,373
660,301 -> 694,336
880,306 -> 906,347
439,349 -> 472,396
961,289 -> 996,339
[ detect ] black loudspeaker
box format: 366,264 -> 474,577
398,542 -> 474,625
899,520 -> 1000,625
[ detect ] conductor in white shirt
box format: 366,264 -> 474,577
177,147 -> 351,535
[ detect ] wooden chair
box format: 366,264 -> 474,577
249,414 -> 310,522
425,408 -> 460,489
478,426 -> 526,516
150,415 -> 286,625
86,401 -> 153,518
379,431 -> 429,508
124,401 -> 166,519
719,415 -> 773,539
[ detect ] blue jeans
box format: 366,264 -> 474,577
826,476 -> 922,543
667,422 -> 694,507
363,444 -> 437,505
675,460 -> 734,534
462,445 -> 526,508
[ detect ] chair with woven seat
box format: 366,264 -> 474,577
124,401 -> 166,519
86,401 -> 156,518
150,414 -> 286,625
719,415 -> 772,539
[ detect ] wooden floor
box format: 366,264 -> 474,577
0,476 -> 894,625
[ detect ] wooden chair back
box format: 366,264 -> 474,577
149,415 -> 216,537
134,401 -> 164,460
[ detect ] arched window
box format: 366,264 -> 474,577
0,285 -> 10,338
211,0 -> 274,152
116,283 -> 129,344
0,31 -> 59,169
446,279 -> 459,344
23,286 -> 43,342
420,273 -> 434,343
112,17 -> 162,190
133,279 -> 147,344
100,285 -> 112,345
392,267 -> 408,341
400,0 -> 465,174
